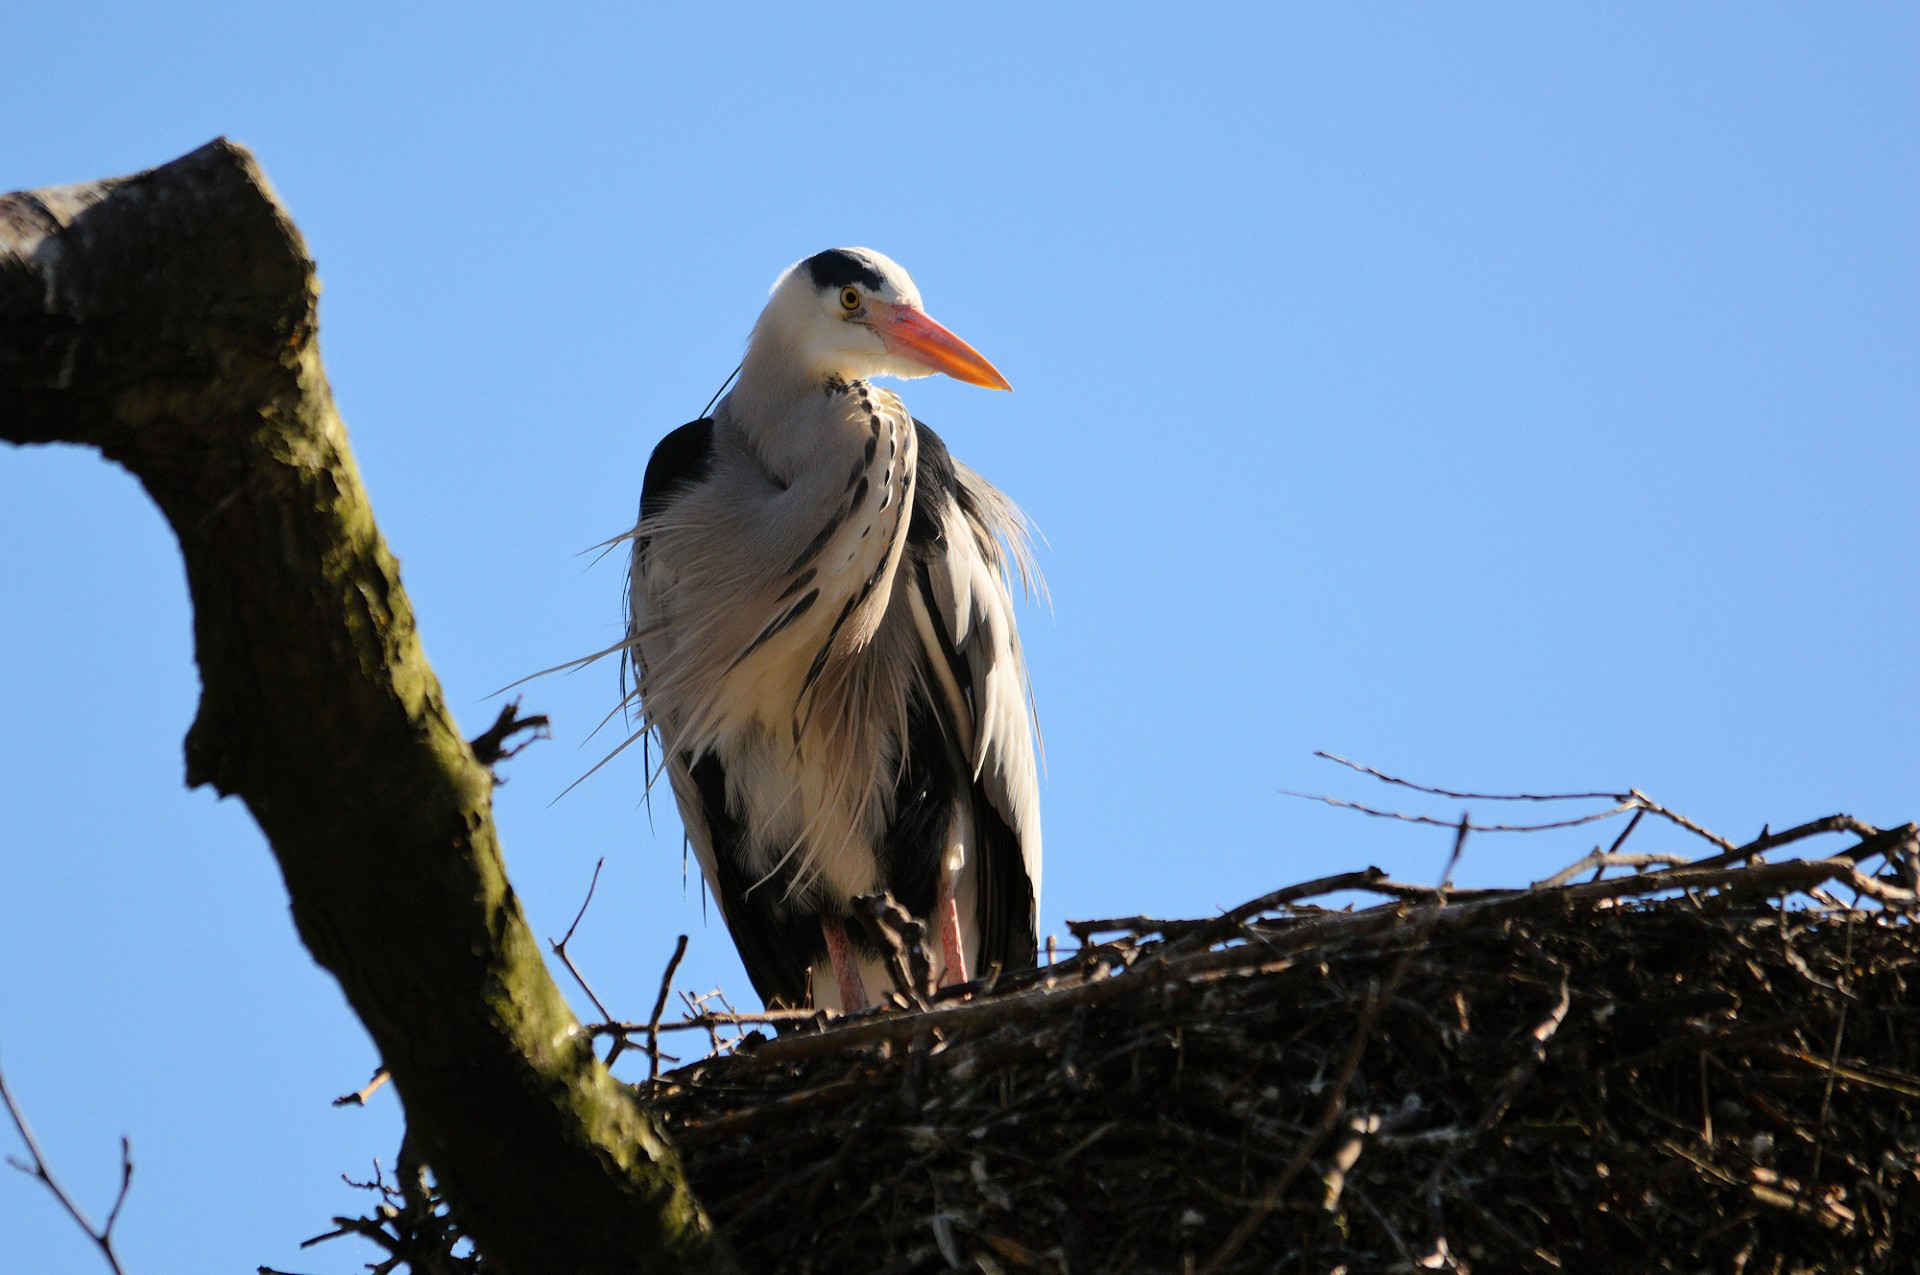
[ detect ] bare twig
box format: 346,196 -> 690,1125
548,858 -> 615,1024
1300,757 -> 1746,853
1626,789 -> 1738,852
594,1007 -> 829,1039
1279,789 -> 1637,834
0,1062 -> 132,1275
644,935 -> 691,1079
333,1066 -> 392,1108
1314,752 -> 1622,803
1532,848 -> 1689,891
1067,868 -> 1389,945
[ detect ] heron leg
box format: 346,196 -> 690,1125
936,880 -> 969,988
820,914 -> 869,1011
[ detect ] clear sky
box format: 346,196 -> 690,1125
3,5 -> 1914,1271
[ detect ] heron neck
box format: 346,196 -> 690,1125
728,345 -> 856,469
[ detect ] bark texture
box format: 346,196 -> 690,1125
0,139 -> 734,1275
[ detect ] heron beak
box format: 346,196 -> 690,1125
870,301 -> 1013,391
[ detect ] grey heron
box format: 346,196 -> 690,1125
626,248 -> 1042,1013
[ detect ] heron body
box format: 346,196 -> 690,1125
627,249 -> 1041,1012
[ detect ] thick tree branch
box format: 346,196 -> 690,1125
0,140 -> 733,1275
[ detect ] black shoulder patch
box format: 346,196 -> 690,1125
803,248 -> 886,293
640,418 -> 715,523
909,418 -> 958,552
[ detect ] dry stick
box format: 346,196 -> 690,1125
331,1067 -> 392,1108
1741,814 -> 1879,861
1769,1047 -> 1920,1100
1199,816 -> 1471,1275
1626,789 -> 1738,852
1312,752 -> 1742,852
1067,868 -> 1389,945
607,1008 -> 829,1036
1278,790 -> 1637,834
1643,817 -> 1905,885
1533,851 -> 1691,892
643,935 -> 691,1080
1314,752 -> 1623,803
1305,753 -> 1759,854
0,1063 -> 132,1275
1534,808 -> 1656,889
548,857 -> 616,1025
1605,805 -> 1648,856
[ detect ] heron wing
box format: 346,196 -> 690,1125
908,421 -> 1042,976
635,417 -> 820,1009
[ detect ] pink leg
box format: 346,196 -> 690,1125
937,879 -> 969,988
820,914 -> 869,1011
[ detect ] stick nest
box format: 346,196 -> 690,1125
644,812 -> 1920,1275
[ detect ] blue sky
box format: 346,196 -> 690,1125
3,5 -> 1914,1270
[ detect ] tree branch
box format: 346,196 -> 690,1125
0,1062 -> 132,1275
0,140 -> 733,1275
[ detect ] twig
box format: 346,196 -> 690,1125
594,1007 -> 829,1037
548,858 -> 615,1024
1067,868 -> 1389,945
1532,848 -> 1689,891
644,935 -> 690,1079
1302,756 -> 1744,853
0,1061 -> 132,1275
1279,790 -> 1637,834
556,857 -> 603,951
1626,789 -> 1738,852
332,1066 -> 391,1108
1314,752 -> 1623,803
1604,806 -> 1648,856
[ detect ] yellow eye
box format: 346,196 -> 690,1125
839,287 -> 861,312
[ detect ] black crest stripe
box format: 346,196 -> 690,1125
802,248 -> 887,292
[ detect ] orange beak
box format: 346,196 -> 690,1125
868,300 -> 1013,391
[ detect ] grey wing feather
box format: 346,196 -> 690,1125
632,418 -> 825,1008
911,423 -> 1043,971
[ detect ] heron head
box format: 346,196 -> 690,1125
752,248 -> 1011,391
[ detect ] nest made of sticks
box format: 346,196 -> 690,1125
637,801 -> 1920,1275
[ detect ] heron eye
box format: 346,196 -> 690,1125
839,287 -> 861,312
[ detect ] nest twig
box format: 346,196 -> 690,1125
636,810 -> 1920,1274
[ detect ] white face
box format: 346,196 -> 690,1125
762,248 -> 927,382
749,248 -> 1011,392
